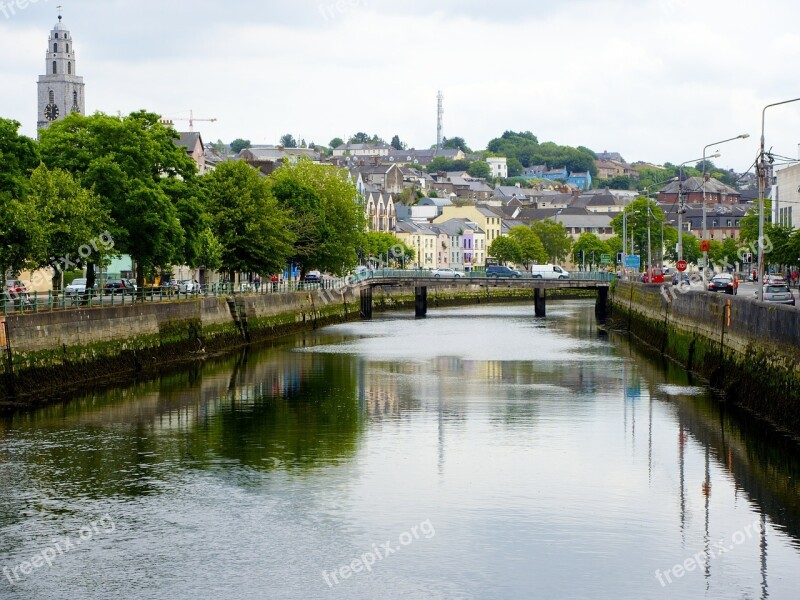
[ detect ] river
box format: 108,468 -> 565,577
1,301 -> 799,599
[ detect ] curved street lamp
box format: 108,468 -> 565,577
701,134 -> 749,279
676,153 -> 720,261
758,98 -> 800,301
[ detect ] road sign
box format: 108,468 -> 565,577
676,259 -> 688,272
601,253 -> 612,265
625,255 -> 641,269
699,240 -> 711,252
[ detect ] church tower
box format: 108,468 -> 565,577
37,10 -> 85,131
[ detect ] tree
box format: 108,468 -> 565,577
530,220 -> 572,263
442,137 -> 472,153
203,160 -> 295,277
466,161 -> 491,179
230,138 -> 251,154
360,232 -> 414,267
280,133 -> 297,148
329,137 -> 344,149
571,233 -> 610,269
349,132 -> 371,144
39,111 -> 201,287
267,159 -> 365,276
27,165 -> 112,290
507,157 -> 524,178
428,157 -> 470,173
390,135 -> 405,151
600,175 -> 632,190
488,236 -> 521,265
508,226 -> 548,268
610,198 -> 668,264
196,227 -> 223,273
0,118 -> 41,278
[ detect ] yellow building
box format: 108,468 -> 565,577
434,204 -> 503,248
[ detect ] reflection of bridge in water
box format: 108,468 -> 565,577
351,271 -> 614,319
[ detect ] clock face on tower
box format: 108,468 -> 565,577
45,103 -> 60,121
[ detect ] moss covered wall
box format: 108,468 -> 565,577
611,280 -> 800,434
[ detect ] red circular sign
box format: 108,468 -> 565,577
676,260 -> 688,272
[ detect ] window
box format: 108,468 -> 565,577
66,43 -> 70,53
52,61 -> 57,74
54,43 -> 58,52
73,91 -> 78,105
726,220 -> 731,227
49,90 -> 54,103
68,62 -> 72,75
55,33 -> 58,39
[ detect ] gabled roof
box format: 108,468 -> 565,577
177,132 -> 203,151
659,176 -> 740,195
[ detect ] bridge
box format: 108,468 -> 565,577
347,270 -> 614,319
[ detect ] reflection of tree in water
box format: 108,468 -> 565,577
189,351 -> 362,471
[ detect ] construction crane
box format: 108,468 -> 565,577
160,109 -> 217,132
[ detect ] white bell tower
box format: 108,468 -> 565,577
37,7 -> 85,131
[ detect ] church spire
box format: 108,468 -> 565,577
37,7 -> 85,130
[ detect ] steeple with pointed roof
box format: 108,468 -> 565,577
37,9 -> 85,130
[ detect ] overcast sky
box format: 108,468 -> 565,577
3,0 -> 800,172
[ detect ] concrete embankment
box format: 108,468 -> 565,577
611,280 -> 800,434
0,285 -> 580,407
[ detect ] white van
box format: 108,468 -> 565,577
529,264 -> 570,280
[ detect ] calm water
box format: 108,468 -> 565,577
1,301 -> 799,599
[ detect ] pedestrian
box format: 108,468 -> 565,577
254,274 -> 261,292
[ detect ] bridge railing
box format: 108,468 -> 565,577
353,269 -> 615,283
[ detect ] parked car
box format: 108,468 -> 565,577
124,278 -> 138,292
708,274 -> 737,294
304,270 -> 322,283
641,268 -> 665,284
763,274 -> 787,286
5,279 -> 27,295
104,279 -> 135,295
529,264 -> 570,280
176,279 -> 197,293
672,272 -> 690,286
431,268 -> 465,278
758,284 -> 796,305
486,265 -> 522,278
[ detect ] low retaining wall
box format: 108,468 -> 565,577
611,280 -> 800,434
0,285 -> 567,406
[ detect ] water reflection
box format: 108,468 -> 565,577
0,301 -> 798,599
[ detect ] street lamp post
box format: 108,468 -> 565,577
676,154 -> 720,261
758,98 -> 800,301
701,134 -> 749,279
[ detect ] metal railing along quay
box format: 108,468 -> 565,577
1,271 -> 615,315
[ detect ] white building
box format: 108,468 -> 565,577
775,163 -> 800,229
486,157 -> 508,179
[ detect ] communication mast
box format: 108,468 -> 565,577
436,91 -> 444,152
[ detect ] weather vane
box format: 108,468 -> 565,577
57,5 -> 63,18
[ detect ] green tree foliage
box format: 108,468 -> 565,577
508,226 -> 548,267
428,157 -> 470,173
571,233 -> 610,268
280,133 -> 297,148
38,111 -> 199,286
27,165 -> 111,289
0,118 -> 39,198
268,159 -> 364,276
329,137 -> 344,149
488,236 -> 521,265
466,161 -> 491,179
486,131 -> 596,176
390,135 -> 405,151
161,177 -> 210,270
360,231 -> 415,267
197,227 -> 223,272
610,198 -> 668,263
230,138 -> 251,154
441,137 -> 472,153
507,157 -> 524,178
599,175 -> 632,190
0,119 -> 41,277
348,132 -> 384,145
203,160 -> 295,276
530,219 -> 572,263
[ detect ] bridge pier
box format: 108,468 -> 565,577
360,287 -> 373,320
534,288 -> 546,317
595,287 -> 609,321
415,286 -> 427,319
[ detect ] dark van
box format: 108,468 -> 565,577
486,265 -> 522,278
